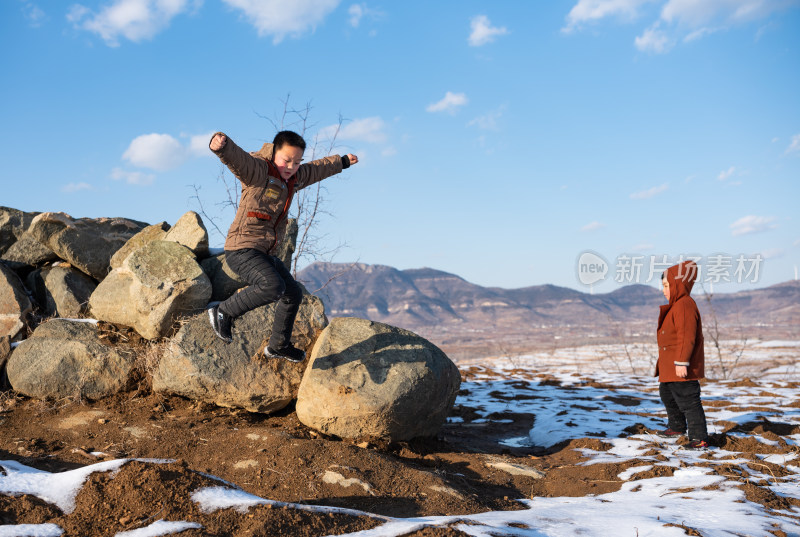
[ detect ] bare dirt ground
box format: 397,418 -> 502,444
2,356 -> 800,536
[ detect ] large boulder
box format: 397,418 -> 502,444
109,222 -> 170,270
0,263 -> 32,341
163,211 -> 209,258
200,253 -> 247,302
152,292 -> 328,413
89,240 -> 212,340
28,212 -> 148,280
0,207 -> 39,255
296,317 -> 461,442
26,265 -> 97,318
6,319 -> 135,400
0,232 -> 59,271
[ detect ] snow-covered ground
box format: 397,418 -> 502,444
2,342 -> 799,537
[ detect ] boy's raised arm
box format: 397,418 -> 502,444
209,132 -> 261,186
295,153 -> 359,190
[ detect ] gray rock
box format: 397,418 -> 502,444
29,212 -> 148,280
163,211 -> 209,258
0,207 -> 39,256
89,240 -> 212,340
6,319 -> 135,400
0,263 -> 32,341
200,253 -> 247,302
273,218 -> 299,269
296,317 -> 461,442
26,265 -> 97,318
110,222 -> 170,270
152,291 -> 328,413
0,231 -> 59,271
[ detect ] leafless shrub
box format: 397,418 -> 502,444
699,283 -> 749,379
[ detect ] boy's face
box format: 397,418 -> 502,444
273,144 -> 304,180
661,278 -> 670,301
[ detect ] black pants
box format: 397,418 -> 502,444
659,380 -> 708,441
218,248 -> 302,349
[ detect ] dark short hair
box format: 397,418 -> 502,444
273,130 -> 306,152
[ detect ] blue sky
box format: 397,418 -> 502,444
2,0 -> 799,292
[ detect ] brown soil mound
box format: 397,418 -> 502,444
2,375 -> 798,536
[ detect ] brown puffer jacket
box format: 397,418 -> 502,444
655,260 -> 705,382
210,132 -> 344,254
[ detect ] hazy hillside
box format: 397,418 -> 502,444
297,262 -> 800,358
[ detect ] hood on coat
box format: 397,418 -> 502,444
251,142 -> 275,161
663,260 -> 698,306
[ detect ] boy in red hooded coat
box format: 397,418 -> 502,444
655,260 -> 709,449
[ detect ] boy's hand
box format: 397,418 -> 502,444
675,365 -> 688,378
210,133 -> 227,151
346,154 -> 359,165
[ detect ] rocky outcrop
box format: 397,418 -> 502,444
0,232 -> 59,271
163,211 -> 209,258
26,265 -> 97,318
89,241 -> 212,340
152,292 -> 327,413
109,222 -> 170,270
296,317 -> 460,441
29,212 -> 148,280
6,319 -> 136,400
0,207 -> 39,255
0,263 -> 32,341
200,253 -> 247,302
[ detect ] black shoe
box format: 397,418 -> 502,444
655,428 -> 684,439
265,344 -> 305,363
208,306 -> 232,342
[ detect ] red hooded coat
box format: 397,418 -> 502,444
655,260 -> 705,382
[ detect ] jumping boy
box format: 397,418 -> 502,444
207,130 -> 358,362
655,260 -> 709,449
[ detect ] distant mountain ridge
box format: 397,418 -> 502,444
297,262 -> 800,334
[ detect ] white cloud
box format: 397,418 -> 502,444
468,15 -> 509,46
123,133 -> 187,171
660,0 -> 796,27
563,0 -> 655,33
185,131 -> 215,156
730,215 -> 777,236
22,2 -> 47,27
564,0 -> 799,49
468,106 -> 505,130
380,146 -> 397,157
111,167 -> 156,186
317,117 -> 387,145
785,133 -> 800,155
630,182 -> 668,199
61,182 -> 92,193
635,22 -> 672,52
348,3 -> 364,27
581,221 -> 606,232
717,166 -> 736,180
426,92 -> 468,114
221,0 -> 340,44
338,117 -> 387,143
761,248 -> 784,259
68,0 -> 197,47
